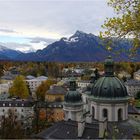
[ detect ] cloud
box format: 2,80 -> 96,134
0,0 -> 115,37
28,37 -> 56,44
0,35 -> 57,52
0,0 -> 115,50
0,42 -> 33,52
0,28 -> 18,33
27,37 -> 56,47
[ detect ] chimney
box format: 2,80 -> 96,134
78,120 -> 85,138
99,118 -> 107,138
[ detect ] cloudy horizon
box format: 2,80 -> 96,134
0,0 -> 115,52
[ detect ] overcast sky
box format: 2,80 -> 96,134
0,0 -> 115,52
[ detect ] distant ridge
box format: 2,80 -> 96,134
0,45 -> 23,60
0,31 -> 140,62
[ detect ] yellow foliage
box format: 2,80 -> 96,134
9,75 -> 29,99
36,79 -> 56,101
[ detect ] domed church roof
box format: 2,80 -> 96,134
64,77 -> 82,103
91,56 -> 128,98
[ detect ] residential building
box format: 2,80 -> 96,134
125,80 -> 140,97
61,68 -> 82,79
45,85 -> 67,122
0,93 -> 10,100
62,67 -> 84,74
1,67 -> 19,83
0,83 -> 12,94
45,85 -> 67,102
34,101 -> 64,123
128,105 -> 140,121
47,102 -> 64,122
0,99 -> 34,128
77,80 -> 90,88
26,76 -> 48,95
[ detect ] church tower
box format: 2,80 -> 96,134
63,77 -> 83,121
89,56 -> 129,122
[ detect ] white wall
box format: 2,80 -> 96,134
90,101 -> 128,122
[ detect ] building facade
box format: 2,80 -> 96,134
0,83 -> 12,94
77,80 -> 90,88
125,80 -> 140,97
0,99 -> 34,128
45,85 -> 67,102
26,76 -> 48,95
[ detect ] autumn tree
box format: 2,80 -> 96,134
100,0 -> 140,54
36,79 -> 56,101
9,75 -> 29,99
0,109 -> 24,139
0,64 -> 3,77
47,63 -> 60,78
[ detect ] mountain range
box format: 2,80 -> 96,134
0,45 -> 22,60
0,31 -> 139,62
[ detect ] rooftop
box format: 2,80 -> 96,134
26,76 -> 48,81
47,85 -> 67,95
26,75 -> 35,80
125,80 -> 140,86
33,119 -> 135,139
33,120 -> 99,139
128,105 -> 140,114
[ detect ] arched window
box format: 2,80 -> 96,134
103,108 -> 108,118
118,108 -> 123,121
92,106 -> 95,119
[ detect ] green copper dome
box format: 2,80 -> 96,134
64,77 -> 82,103
65,91 -> 82,103
91,56 -> 128,98
91,77 -> 128,98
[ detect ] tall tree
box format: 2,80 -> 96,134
48,63 -> 60,78
9,75 -> 29,99
0,64 -> 3,77
100,0 -> 140,54
36,79 -> 56,101
0,109 -> 24,139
